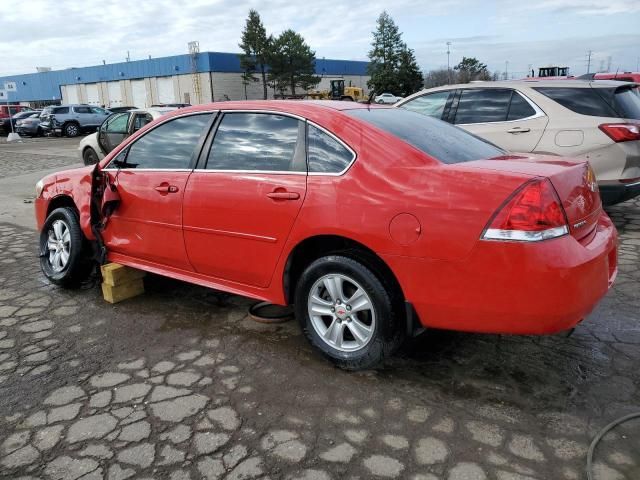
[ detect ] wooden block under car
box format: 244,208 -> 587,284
101,278 -> 145,304
101,263 -> 146,287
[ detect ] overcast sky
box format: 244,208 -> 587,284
1,0 -> 639,78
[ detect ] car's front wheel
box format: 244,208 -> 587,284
82,147 -> 99,166
40,207 -> 92,287
295,255 -> 402,370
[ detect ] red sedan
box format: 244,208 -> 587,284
35,101 -> 618,370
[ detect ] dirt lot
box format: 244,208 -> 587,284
0,137 -> 638,480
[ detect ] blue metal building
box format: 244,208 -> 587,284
0,52 -> 370,103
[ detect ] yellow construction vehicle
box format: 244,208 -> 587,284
307,79 -> 367,102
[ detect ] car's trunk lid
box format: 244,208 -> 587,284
468,154 -> 602,240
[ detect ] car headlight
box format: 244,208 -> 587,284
35,179 -> 44,198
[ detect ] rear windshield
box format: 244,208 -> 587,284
533,86 -> 640,119
345,108 -> 504,164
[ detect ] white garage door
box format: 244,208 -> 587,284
131,80 -> 147,108
157,77 -> 175,104
86,84 -> 99,105
63,85 -> 79,104
107,81 -> 122,108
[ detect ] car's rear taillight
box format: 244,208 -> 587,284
598,123 -> 640,142
482,178 -> 569,242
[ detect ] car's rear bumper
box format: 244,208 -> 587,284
598,178 -> 640,205
383,212 -> 618,335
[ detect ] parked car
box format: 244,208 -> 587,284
1,110 -> 40,134
39,104 -> 111,137
14,111 -> 43,136
374,93 -> 402,104
78,107 -> 176,165
34,101 -> 617,370
0,105 -> 34,133
396,80 -> 640,205
107,106 -> 138,113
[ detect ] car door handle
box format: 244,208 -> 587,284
507,127 -> 531,134
154,184 -> 179,194
267,191 -> 300,200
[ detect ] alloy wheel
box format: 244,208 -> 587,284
46,220 -> 71,272
307,273 -> 376,352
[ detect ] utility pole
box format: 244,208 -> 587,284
446,42 -> 451,84
504,60 -> 509,80
586,50 -> 592,73
126,51 -> 130,62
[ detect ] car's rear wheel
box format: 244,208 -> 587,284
83,147 -> 99,166
295,255 -> 401,370
39,207 -> 92,287
64,122 -> 80,137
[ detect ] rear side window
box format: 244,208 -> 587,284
307,124 -> 354,173
345,108 -> 504,164
533,87 -> 619,117
507,92 -> 537,120
74,106 -> 91,114
612,87 -> 640,120
399,91 -> 451,119
206,113 -> 305,172
117,113 -> 211,169
453,89 -> 512,124
53,107 -> 69,114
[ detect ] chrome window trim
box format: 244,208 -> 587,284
455,89 -> 547,126
102,108 -> 358,176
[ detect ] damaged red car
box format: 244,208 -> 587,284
35,101 -> 618,370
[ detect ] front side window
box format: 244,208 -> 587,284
115,114 -> 211,169
453,89 -> 512,124
533,87 -> 619,117
307,124 -> 354,173
399,91 -> 451,119
104,113 -> 130,133
206,113 -> 304,172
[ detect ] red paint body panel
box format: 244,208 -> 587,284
182,172 -> 307,287
34,100 -> 618,336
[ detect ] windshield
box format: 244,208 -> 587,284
345,108 -> 505,164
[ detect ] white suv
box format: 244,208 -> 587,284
396,80 -> 640,205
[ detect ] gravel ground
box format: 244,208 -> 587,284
0,138 -> 638,480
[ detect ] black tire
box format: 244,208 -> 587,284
294,255 -> 402,370
64,122 -> 80,137
39,207 -> 92,288
83,147 -> 99,166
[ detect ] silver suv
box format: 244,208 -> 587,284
40,104 -> 111,137
396,80 -> 640,205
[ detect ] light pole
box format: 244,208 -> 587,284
505,60 -> 509,80
446,42 -> 451,84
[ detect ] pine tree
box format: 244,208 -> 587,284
454,57 -> 490,83
367,11 -> 403,94
268,30 -> 319,96
368,11 -> 422,96
397,44 -> 423,96
238,10 -> 271,100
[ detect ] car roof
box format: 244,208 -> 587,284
129,107 -> 177,117
417,79 -> 635,91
